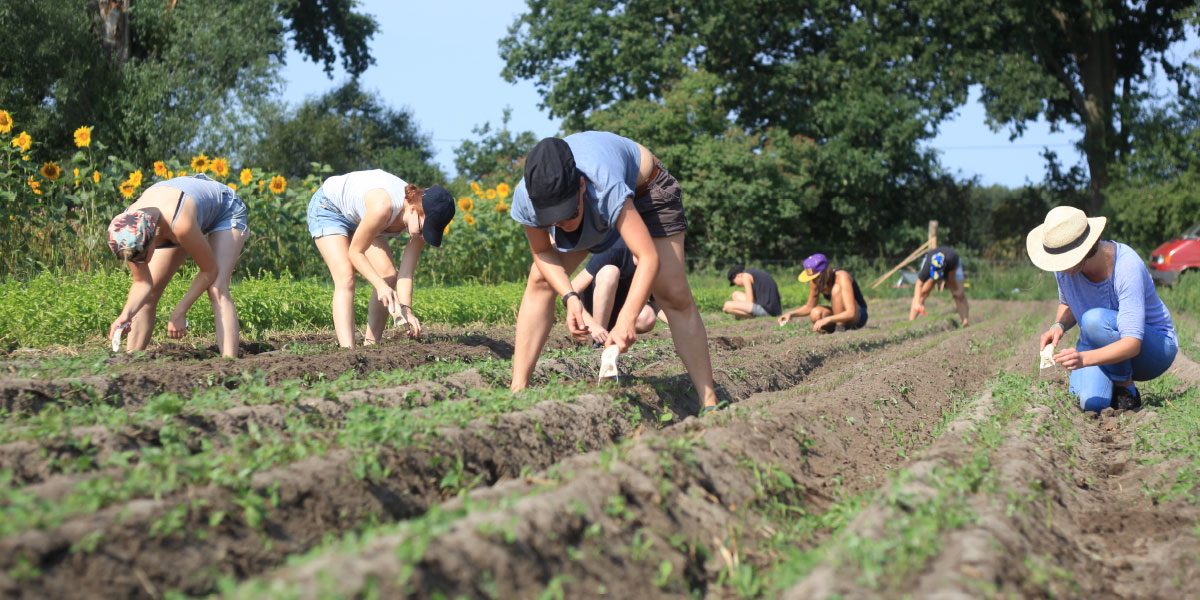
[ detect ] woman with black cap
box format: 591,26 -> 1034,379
509,132 -> 718,412
307,170 -> 455,347
1028,206 -> 1176,412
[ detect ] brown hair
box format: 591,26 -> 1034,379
814,266 -> 836,294
117,248 -> 140,262
404,184 -> 425,217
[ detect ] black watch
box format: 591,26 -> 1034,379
561,291 -> 579,307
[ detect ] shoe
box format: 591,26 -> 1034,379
1112,385 -> 1141,411
835,324 -> 846,332
699,405 -> 719,417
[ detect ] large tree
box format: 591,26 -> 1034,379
0,0 -> 378,163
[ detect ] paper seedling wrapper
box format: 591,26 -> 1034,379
389,304 -> 410,332
111,323 -> 128,352
1039,344 -> 1055,370
598,345 -> 619,382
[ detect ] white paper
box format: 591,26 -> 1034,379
598,345 -> 620,382
389,304 -> 408,330
1039,344 -> 1055,370
111,330 -> 121,352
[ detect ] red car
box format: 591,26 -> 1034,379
1150,220 -> 1200,285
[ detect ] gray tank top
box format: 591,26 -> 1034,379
150,174 -> 233,234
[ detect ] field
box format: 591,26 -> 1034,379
1,295 -> 1199,599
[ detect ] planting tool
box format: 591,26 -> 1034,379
389,304 -> 410,334
1039,344 -> 1055,370
111,323 -> 128,352
598,344 -> 620,382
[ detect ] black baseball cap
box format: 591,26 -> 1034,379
525,137 -> 581,227
420,185 -> 455,247
727,264 -> 745,285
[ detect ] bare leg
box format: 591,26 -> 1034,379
948,277 -> 969,326
363,237 -> 398,344
314,235 -> 357,347
810,305 -> 835,332
650,233 -> 717,408
590,265 -> 621,330
511,251 -> 588,391
206,228 -> 248,358
722,300 -> 757,318
127,247 -> 188,351
635,304 -> 658,333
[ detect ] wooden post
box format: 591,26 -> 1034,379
870,239 -> 932,289
928,220 -> 938,250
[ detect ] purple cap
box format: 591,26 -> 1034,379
798,253 -> 828,282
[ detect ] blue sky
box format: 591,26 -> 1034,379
280,1 -> 1193,187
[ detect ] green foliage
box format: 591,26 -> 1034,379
453,108 -> 540,183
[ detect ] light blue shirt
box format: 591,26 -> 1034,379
149,174 -> 237,235
510,131 -> 641,252
1056,241 -> 1176,343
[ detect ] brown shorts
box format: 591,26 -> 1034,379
632,160 -> 688,238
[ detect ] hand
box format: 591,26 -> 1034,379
108,316 -> 131,341
778,314 -> 792,326
811,318 -> 829,333
376,286 -> 399,315
589,323 -> 609,345
565,297 -> 589,338
1039,327 -> 1064,352
403,309 -> 422,339
167,313 -> 188,339
608,320 -> 636,352
1053,347 -> 1086,370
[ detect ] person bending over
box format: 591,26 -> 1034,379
509,132 -> 718,411
570,238 -> 662,346
107,174 -> 249,358
722,264 -> 782,319
1028,206 -> 1176,412
909,245 -> 969,326
779,253 -> 868,333
307,169 -> 454,347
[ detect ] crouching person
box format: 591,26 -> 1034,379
722,265 -> 782,319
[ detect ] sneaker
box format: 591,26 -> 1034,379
835,324 -> 847,333
699,405 -> 719,417
1112,385 -> 1141,411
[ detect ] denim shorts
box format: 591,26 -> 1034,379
213,195 -> 248,233
307,189 -> 357,238
750,304 -> 771,318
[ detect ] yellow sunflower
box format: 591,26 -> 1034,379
12,131 -> 31,152
0,110 -> 12,134
73,168 -> 80,186
486,188 -> 497,200
494,201 -> 509,213
458,197 -> 474,212
496,182 -> 511,198
153,161 -> 167,177
470,182 -> 483,196
119,180 -> 136,199
211,157 -> 230,178
27,176 -> 41,195
240,168 -> 253,185
444,219 -> 453,234
177,170 -> 188,177
128,170 -> 143,187
228,183 -> 238,193
40,161 -> 62,181
190,154 -> 209,173
269,175 -> 287,194
463,213 -> 476,227
73,126 -> 92,148
92,170 -> 101,183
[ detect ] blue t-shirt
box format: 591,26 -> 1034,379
510,131 -> 641,252
1056,241 -> 1175,343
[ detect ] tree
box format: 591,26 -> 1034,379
249,81 -> 442,184
0,0 -> 378,163
453,108 -> 540,182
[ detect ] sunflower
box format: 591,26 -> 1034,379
119,180 -> 136,199
27,176 -> 41,195
269,175 -> 287,194
470,182 -> 483,196
240,168 -> 253,185
73,126 -> 92,148
211,157 -> 230,178
486,188 -> 497,200
190,154 -> 209,173
496,182 -> 511,198
228,183 -> 238,193
73,168 -> 80,186
0,110 -> 12,134
463,213 -> 476,227
92,170 -> 101,183
176,170 -> 188,177
153,161 -> 168,177
40,161 -> 62,181
458,197 -> 474,212
444,219 -> 453,235
128,170 -> 143,187
12,131 -> 31,152
494,201 -> 509,213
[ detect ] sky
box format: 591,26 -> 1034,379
279,1 -> 1193,188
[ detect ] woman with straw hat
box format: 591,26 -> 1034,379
779,253 -> 868,332
1028,206 -> 1176,411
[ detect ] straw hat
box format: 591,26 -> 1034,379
1026,206 -> 1106,271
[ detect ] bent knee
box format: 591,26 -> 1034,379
595,265 -> 621,284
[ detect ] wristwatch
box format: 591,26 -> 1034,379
561,291 -> 579,307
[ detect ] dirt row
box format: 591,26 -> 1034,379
211,300 -> 1048,599
0,298 -> 984,600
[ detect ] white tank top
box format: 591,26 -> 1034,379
319,170 -> 408,227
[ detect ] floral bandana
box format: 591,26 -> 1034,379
107,210 -> 156,261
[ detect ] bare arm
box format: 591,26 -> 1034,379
394,234 -> 425,336
607,199 -> 658,350
784,283 -> 820,318
109,261 -> 155,338
742,274 -> 755,304
819,271 -> 859,326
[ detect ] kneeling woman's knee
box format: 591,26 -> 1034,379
1078,308 -> 1117,342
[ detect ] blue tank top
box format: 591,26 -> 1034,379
150,174 -> 236,234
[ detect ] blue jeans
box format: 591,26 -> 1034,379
1069,308 -> 1177,411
